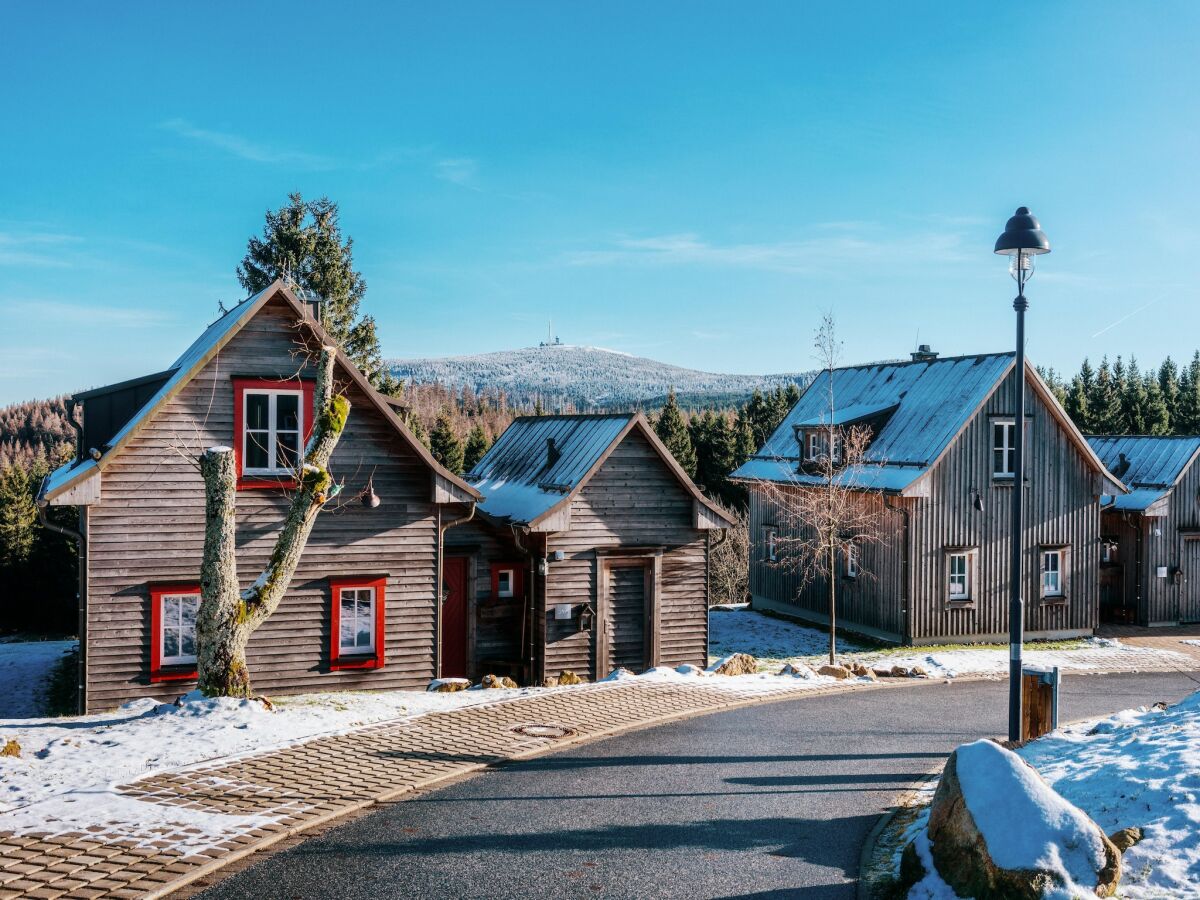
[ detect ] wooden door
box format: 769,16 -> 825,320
1099,565 -> 1128,624
604,562 -> 650,674
1182,540 -> 1200,624
442,556 -> 469,678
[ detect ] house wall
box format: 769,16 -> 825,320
442,517 -> 530,679
748,367 -> 1104,644
543,429 -> 710,681
1121,458 -> 1200,624
747,486 -> 907,642
908,368 -> 1100,642
84,298 -> 441,711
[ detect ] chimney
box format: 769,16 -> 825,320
546,437 -> 561,468
910,344 -> 938,362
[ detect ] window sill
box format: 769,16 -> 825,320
991,478 -> 1031,488
331,654 -> 384,671
1040,596 -> 1069,606
150,666 -> 197,683
238,475 -> 299,491
945,600 -> 976,610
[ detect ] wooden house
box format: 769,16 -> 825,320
1087,435 -> 1200,626
38,282 -> 480,712
443,414 -> 733,684
731,349 -> 1125,645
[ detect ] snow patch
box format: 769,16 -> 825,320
0,638 -> 74,718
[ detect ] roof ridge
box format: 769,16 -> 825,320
825,350 -> 1015,374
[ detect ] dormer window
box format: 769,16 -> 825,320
804,430 -> 843,464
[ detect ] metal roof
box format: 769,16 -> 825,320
733,352 -> 1016,488
467,415 -> 635,523
1087,435 -> 1200,511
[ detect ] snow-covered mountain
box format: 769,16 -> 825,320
387,344 -> 811,409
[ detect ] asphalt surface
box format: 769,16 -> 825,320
198,671 -> 1200,900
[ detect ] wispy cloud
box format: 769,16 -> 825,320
435,157 -> 482,190
160,118 -> 337,169
0,231 -> 80,268
1,299 -> 173,328
563,227 -> 971,274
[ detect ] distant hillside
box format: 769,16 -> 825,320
388,344 -> 811,410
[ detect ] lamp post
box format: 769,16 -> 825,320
994,207 -> 1051,743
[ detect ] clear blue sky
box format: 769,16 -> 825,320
3,2 -> 1198,404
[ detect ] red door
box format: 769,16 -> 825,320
442,557 -> 469,678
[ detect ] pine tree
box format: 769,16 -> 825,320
784,382 -> 802,409
407,414 -> 431,449
429,411 -> 465,474
0,464 -> 36,569
1064,375 -> 1092,433
237,193 -> 400,394
1143,374 -> 1171,435
1178,352 -> 1200,434
1159,358 -> 1181,431
733,416 -> 757,464
1122,357 -> 1148,433
655,390 -> 697,477
463,424 -> 491,473
1091,357 -> 1124,433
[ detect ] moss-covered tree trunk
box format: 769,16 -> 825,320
196,345 -> 349,698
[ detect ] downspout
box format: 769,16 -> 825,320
68,398 -> 84,461
884,496 -> 911,645
435,501 -> 477,678
38,478 -> 87,714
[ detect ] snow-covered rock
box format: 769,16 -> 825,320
910,740 -> 1121,899
708,653 -> 758,676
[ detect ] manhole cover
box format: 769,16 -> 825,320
511,723 -> 576,740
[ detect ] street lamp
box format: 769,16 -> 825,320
994,206 -> 1051,743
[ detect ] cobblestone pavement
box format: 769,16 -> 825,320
0,678 -> 869,899
1098,622 -> 1200,667
2,642 -> 1194,900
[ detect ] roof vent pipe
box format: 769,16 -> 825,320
546,437 -> 561,468
910,344 -> 939,362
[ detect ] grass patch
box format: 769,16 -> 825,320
866,637 -> 1089,656
42,645 -> 80,716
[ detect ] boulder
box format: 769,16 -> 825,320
778,663 -> 813,678
541,676 -> 559,687
890,665 -> 912,678
0,738 -> 19,758
910,665 -> 929,678
1108,826 -> 1144,853
916,740 -> 1121,900
557,670 -> 586,686
817,664 -> 851,679
427,678 -> 470,693
480,673 -> 519,689
871,667 -> 893,679
711,653 -> 758,676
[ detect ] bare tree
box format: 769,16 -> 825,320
197,345 -> 349,698
755,314 -> 886,664
709,504 -> 749,606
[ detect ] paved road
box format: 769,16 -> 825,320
200,672 -> 1200,900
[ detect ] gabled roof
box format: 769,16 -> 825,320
733,352 -> 1125,495
467,413 -> 734,530
1087,435 -> 1200,513
41,281 -> 479,504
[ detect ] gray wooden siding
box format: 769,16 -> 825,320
908,368 -> 1099,641
85,298 -> 441,711
1109,455 -> 1200,624
748,487 -> 907,641
544,429 -> 709,680
748,367 -> 1102,644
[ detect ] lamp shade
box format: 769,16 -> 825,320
994,206 -> 1050,256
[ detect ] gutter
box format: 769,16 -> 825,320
435,502 -> 476,678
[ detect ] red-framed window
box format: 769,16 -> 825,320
490,562 -> 525,600
330,576 -> 387,670
233,378 -> 316,490
150,583 -> 200,683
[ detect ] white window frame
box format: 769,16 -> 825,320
338,586 -> 377,655
805,430 -> 843,464
160,591 -> 200,666
947,551 -> 972,601
844,543 -> 859,578
993,419 -> 1016,478
1042,549 -> 1065,599
242,388 -> 305,476
806,432 -> 820,461
496,568 -> 515,598
766,527 -> 778,562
